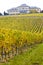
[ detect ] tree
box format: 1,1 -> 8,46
4,11 -> 9,15
40,10 -> 43,13
0,13 -> 2,16
30,9 -> 38,13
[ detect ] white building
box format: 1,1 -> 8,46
17,4 -> 30,13
30,7 -> 41,13
7,4 -> 41,15
7,8 -> 20,15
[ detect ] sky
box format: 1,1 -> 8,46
0,0 -> 43,13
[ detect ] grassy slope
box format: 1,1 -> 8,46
0,43 -> 43,65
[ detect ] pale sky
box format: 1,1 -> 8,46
0,0 -> 43,13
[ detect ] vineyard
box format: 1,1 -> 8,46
0,14 -> 43,64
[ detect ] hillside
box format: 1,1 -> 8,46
0,14 -> 43,64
